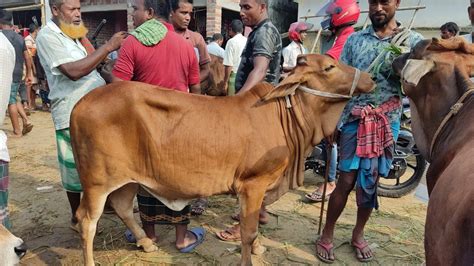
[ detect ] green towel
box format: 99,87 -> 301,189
130,19 -> 167,46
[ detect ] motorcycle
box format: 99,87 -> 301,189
305,99 -> 427,198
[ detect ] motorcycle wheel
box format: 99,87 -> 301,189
378,153 -> 426,198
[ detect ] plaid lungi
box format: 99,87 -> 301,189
56,129 -> 82,192
137,187 -> 190,225
0,160 -> 11,229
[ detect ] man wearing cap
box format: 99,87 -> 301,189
282,22 -> 312,72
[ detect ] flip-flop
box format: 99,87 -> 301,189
216,225 -> 241,242
22,123 -> 33,135
179,227 -> 206,253
124,229 -> 136,243
305,189 -> 333,202
191,198 -> 208,216
231,213 -> 269,225
351,240 -> 374,262
316,240 -> 335,264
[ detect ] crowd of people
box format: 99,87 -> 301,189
0,0 -> 472,263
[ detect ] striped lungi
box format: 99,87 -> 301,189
56,129 -> 82,192
0,160 -> 10,229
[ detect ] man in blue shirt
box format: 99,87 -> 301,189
316,0 -> 423,263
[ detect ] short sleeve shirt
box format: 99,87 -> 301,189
235,19 -> 282,92
112,30 -> 200,91
223,33 -> 247,73
1,30 -> 26,82
180,29 -> 211,66
340,26 -> 423,124
207,41 -> 225,58
36,21 -> 105,130
282,41 -> 306,68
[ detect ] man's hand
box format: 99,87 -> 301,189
25,74 -> 33,86
106,31 -> 127,52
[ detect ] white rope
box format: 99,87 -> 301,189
297,68 -> 361,99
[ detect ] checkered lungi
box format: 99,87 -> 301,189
0,160 -> 11,229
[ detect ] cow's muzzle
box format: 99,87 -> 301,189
14,242 -> 27,258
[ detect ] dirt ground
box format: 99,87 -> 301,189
4,110 -> 427,265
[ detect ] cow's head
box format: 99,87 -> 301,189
393,37 -> 474,96
261,54 -> 375,101
0,224 -> 27,265
392,37 -> 474,160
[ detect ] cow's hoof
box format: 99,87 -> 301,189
137,238 -> 158,252
251,239 -> 266,255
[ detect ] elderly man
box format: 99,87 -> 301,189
316,0 -> 423,263
223,19 -> 247,95
112,0 -> 204,252
36,0 -> 126,231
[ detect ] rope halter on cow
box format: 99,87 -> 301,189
285,68 -> 361,108
429,88 -> 474,159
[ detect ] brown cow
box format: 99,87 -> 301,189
70,54 -> 375,265
201,54 -> 226,96
393,37 -> 474,265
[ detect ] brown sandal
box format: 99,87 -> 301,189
216,225 -> 241,242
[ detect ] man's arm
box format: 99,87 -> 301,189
58,31 -> 126,81
199,63 -> 210,84
23,51 -> 34,85
237,56 -> 270,93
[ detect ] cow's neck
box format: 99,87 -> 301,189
295,91 -> 348,147
410,69 -> 467,162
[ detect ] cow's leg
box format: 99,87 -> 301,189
238,184 -> 267,266
76,188 -> 107,266
108,183 -> 157,252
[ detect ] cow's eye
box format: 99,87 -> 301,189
324,65 -> 335,72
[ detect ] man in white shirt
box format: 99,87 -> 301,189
223,19 -> 247,95
36,0 -> 125,231
0,31 -> 15,229
463,1 -> 474,43
207,33 -> 225,58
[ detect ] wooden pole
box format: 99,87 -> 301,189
310,28 -> 323,54
408,0 -> 423,30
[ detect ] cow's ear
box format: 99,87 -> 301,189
261,75 -> 302,101
401,59 -> 435,86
